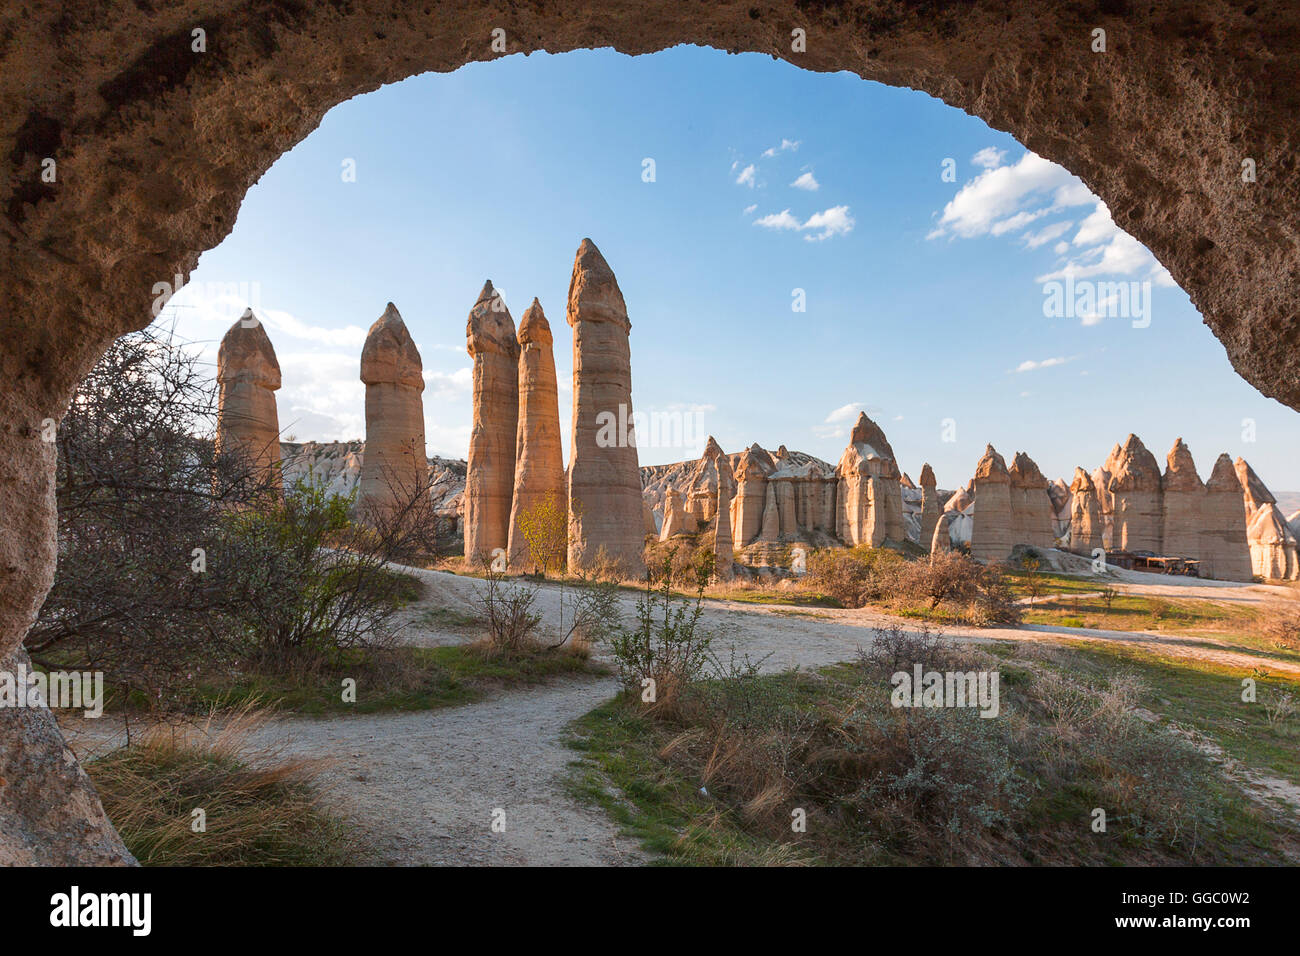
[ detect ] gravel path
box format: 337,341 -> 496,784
64,565 -> 1300,865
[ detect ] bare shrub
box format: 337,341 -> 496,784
473,570 -> 542,659
1258,601 -> 1300,651
900,549 -> 983,610
30,327 -> 414,705
605,550 -> 713,713
804,545 -> 906,608
551,577 -> 622,653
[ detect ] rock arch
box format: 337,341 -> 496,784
3,1 -> 1299,862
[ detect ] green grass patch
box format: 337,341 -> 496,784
567,640 -> 1300,866
1044,639 -> 1300,788
87,710 -> 356,866
195,642 -> 607,717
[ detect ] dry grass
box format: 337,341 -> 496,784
1259,601 -> 1300,652
569,628 -> 1297,866
87,703 -> 355,866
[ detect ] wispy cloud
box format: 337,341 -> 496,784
754,209 -> 802,231
753,205 -> 855,241
742,203 -> 757,215
801,205 -> 855,241
735,164 -> 756,187
824,402 -> 864,424
1014,356 -> 1069,373
929,150 -> 1177,304
790,171 -> 819,191
971,147 -> 1007,170
761,138 -> 800,158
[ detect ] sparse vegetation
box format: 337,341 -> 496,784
87,705 -> 355,866
569,629 -> 1299,865
801,545 -> 1022,626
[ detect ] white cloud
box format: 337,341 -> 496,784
824,402 -> 864,424
761,138 -> 800,158
971,147 -> 1007,169
801,205 -> 855,241
790,171 -> 819,191
753,205 -> 855,241
742,204 -> 757,215
754,209 -> 802,231
1015,356 -> 1069,373
735,164 -> 756,187
928,152 -> 1078,240
754,205 -> 855,241
930,151 -> 1174,294
1023,220 -> 1073,249
424,366 -> 473,399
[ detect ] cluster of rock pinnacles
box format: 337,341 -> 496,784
217,241 -> 1294,583
218,238 -> 648,577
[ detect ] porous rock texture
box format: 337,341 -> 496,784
732,444 -> 777,549
5,0 -> 1300,866
359,303 -> 427,516
659,487 -> 697,540
464,281 -> 520,566
970,445 -> 1013,564
1248,504 -> 1300,580
1007,451 -> 1056,551
1235,456 -> 1277,521
507,299 -> 563,571
835,412 -> 904,547
1108,434 -> 1164,553
685,436 -> 734,524
566,240 -> 644,577
216,311 -> 282,481
1069,466 -> 1105,557
1160,438 -> 1205,562
1204,454 -> 1255,582
918,463 -> 940,552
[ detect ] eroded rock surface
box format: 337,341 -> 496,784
566,240 -> 644,577
216,311 -> 282,481
359,303 -> 427,516
507,299 -> 563,571
464,281 -> 520,566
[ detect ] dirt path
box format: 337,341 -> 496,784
66,565 -> 1300,865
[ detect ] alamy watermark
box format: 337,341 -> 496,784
1042,276 -> 1152,328
1,663 -> 104,718
595,403 -> 707,450
890,664 -> 1000,718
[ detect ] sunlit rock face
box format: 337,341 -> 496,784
1007,451 -> 1056,551
1233,457 -> 1296,581
684,436 -> 733,524
1235,456 -> 1276,522
969,445 -> 1013,564
919,464 -> 941,553
1159,438 -> 1205,563
1201,454 -> 1254,582
835,413 -> 904,548
359,303 -> 427,519
1108,434 -> 1164,553
216,311 -> 282,482
1248,503 -> 1300,580
507,298 -> 563,571
565,239 -> 644,577
1069,466 -> 1104,558
464,281 -> 520,566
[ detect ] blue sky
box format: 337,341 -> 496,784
163,45 -> 1300,493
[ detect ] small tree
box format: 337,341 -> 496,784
516,490 -> 568,576
605,549 -> 713,714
